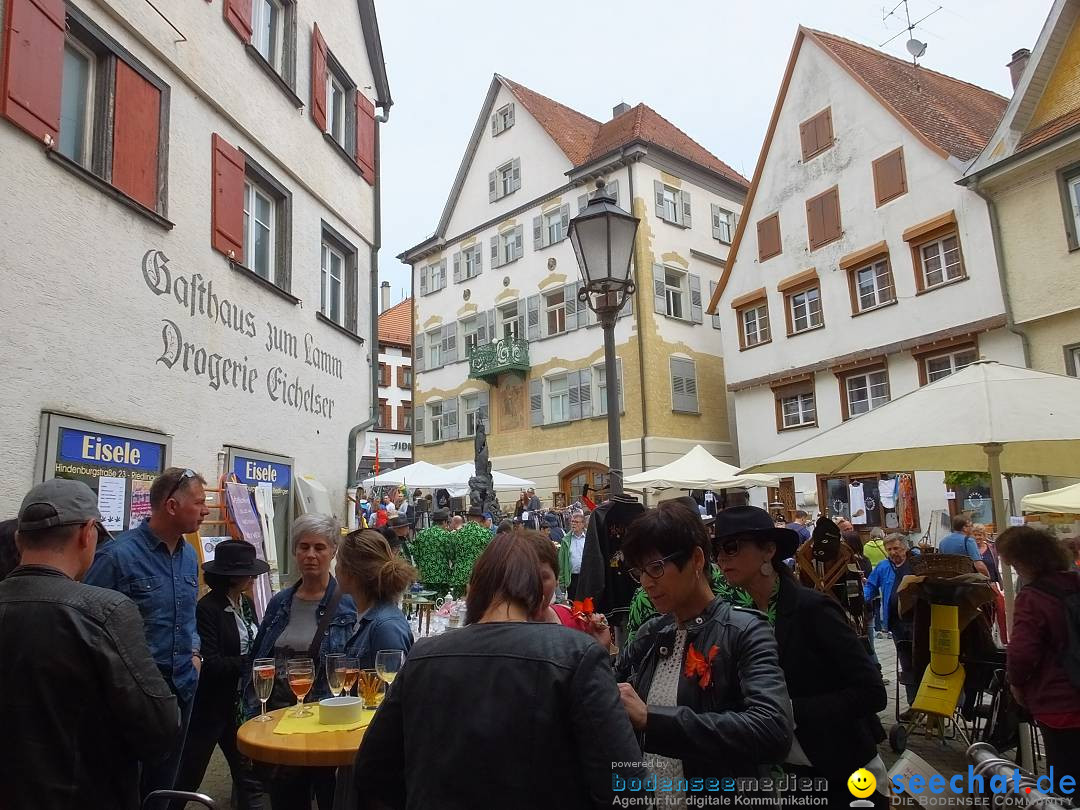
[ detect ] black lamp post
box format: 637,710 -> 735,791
568,178 -> 639,496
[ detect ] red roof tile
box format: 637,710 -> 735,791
378,298 -> 411,346
499,76 -> 747,185
498,76 -> 601,166
1017,106 -> 1080,152
808,29 -> 1008,161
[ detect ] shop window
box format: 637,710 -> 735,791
819,472 -> 918,532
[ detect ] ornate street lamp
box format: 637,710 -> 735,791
568,178 -> 639,496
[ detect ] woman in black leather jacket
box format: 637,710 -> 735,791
353,531 -> 651,810
614,501 -> 793,802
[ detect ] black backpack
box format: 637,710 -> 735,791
1028,572 -> 1080,690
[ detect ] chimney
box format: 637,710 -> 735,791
1007,48 -> 1031,90
380,280 -> 390,313
612,102 -> 631,120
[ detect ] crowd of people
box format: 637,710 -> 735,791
1,468 -> 1079,809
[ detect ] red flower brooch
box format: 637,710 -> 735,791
684,643 -> 719,689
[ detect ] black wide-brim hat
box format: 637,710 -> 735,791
388,515 -> 413,529
714,506 -> 799,560
202,540 -> 270,577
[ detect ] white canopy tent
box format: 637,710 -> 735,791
624,444 -> 780,490
444,463 -> 536,492
359,460 -> 461,491
1021,481 -> 1080,514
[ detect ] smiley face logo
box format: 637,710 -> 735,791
848,768 -> 876,799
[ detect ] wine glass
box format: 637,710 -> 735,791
252,658 -> 276,722
341,657 -> 360,697
325,654 -> 345,698
375,649 -> 405,687
286,657 -> 314,718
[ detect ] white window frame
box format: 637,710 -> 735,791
789,287 -> 822,333
712,205 -> 735,243
742,304 -> 771,347
545,289 -> 566,337
462,318 -> 480,355
1069,175 -> 1080,239
327,72 -> 346,145
547,375 -> 570,424
59,37 -> 96,168
594,360 -> 623,417
855,259 -> 894,312
253,0 -> 284,70
499,161 -> 515,197
500,303 -> 520,340
498,230 -> 521,265
245,180 -> 277,282
463,248 -> 479,280
319,242 -> 344,325
545,209 -> 563,245
426,330 -> 442,368
497,103 -> 513,132
923,348 -> 978,383
920,234 -> 963,288
664,268 -> 686,320
428,402 -> 444,442
845,369 -> 890,417
781,392 -> 816,429
463,394 -> 480,437
429,262 -> 447,293
661,186 -> 679,223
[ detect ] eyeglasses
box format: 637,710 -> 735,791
714,538 -> 744,559
164,469 -> 197,502
627,550 -> 688,583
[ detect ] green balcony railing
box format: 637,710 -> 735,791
468,337 -> 530,382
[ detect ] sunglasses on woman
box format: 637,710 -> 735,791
627,550 -> 689,583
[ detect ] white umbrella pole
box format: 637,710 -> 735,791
985,443 -> 1032,771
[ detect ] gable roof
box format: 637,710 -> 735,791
706,26 -> 1007,313
965,0 -> 1080,176
810,30 -> 1007,163
406,75 -> 747,260
378,298 -> 412,346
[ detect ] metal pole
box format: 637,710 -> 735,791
601,306 -> 623,496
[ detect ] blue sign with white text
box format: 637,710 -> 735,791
58,428 -> 165,472
233,456 -> 292,488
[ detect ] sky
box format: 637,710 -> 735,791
373,0 -> 1048,305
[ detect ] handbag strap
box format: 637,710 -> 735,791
307,586 -> 344,662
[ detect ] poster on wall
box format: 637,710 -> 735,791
50,424 -> 168,532
229,451 -> 293,581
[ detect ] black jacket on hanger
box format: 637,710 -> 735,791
576,495 -> 645,614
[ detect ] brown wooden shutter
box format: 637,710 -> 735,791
397,366 -> 406,387
872,148 -> 907,206
0,0 -> 65,143
807,187 -> 841,250
355,91 -> 375,185
757,214 -> 781,261
396,405 -> 404,430
223,0 -> 253,42
211,133 -> 245,261
112,61 -> 161,211
799,120 -> 817,162
816,109 -> 833,153
799,108 -> 833,161
310,24 -> 327,131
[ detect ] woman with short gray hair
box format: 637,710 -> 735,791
244,514 -> 356,809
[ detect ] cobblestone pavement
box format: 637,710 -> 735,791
192,633 -> 1027,808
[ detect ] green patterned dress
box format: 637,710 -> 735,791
448,522 -> 491,597
410,525 -> 452,594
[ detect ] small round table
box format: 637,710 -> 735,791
237,707 -> 368,808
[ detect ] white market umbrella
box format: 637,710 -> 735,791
360,460 -> 460,491
444,463 -> 536,491
740,360 -> 1080,617
624,444 -> 780,490
1021,481 -> 1080,514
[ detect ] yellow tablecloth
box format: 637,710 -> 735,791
273,704 -> 375,735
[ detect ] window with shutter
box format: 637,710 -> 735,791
594,360 -> 623,417
670,358 -> 699,413
757,214 -> 781,261
680,190 -> 693,229
321,223 -> 356,329
872,147 -> 906,207
355,92 -> 375,185
689,274 -> 703,324
711,204 -> 735,243
529,379 -> 543,426
112,61 -> 161,211
806,187 -> 841,251
224,0 -> 253,41
492,102 -> 514,135
526,295 -> 541,341
799,108 -> 833,161
709,281 -> 723,330
310,24 -> 327,131
212,133 -> 246,261
1,0 -> 65,143
414,334 -> 425,372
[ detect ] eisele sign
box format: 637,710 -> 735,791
140,250 -> 354,420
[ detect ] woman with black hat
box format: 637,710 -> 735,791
173,541 -> 268,809
715,509 -> 888,808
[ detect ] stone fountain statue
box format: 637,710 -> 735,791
468,416 -> 499,517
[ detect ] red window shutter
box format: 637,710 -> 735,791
211,133 -> 245,261
310,24 -> 327,131
355,91 -> 376,185
112,61 -> 161,210
223,0 -> 253,42
0,0 -> 65,143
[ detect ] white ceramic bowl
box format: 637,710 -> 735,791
319,696 -> 363,725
